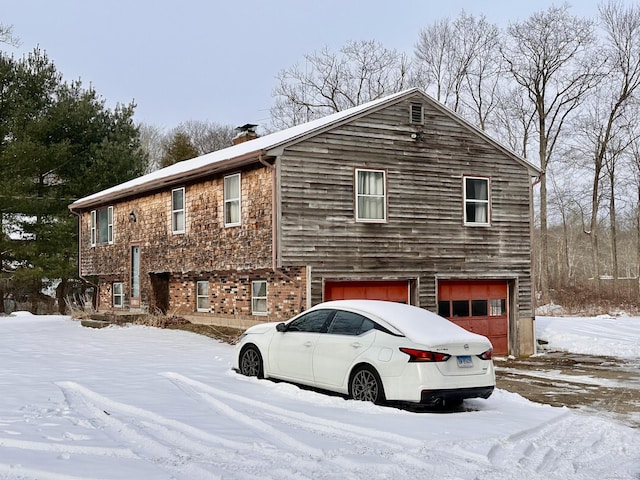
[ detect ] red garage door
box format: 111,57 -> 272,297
324,280 -> 409,303
438,280 -> 509,355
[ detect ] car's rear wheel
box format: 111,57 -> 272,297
350,366 -> 385,404
239,345 -> 263,378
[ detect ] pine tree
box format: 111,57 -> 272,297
0,48 -> 148,313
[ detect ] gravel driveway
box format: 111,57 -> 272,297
494,352 -> 640,428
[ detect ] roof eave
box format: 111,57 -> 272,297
69,149 -> 268,212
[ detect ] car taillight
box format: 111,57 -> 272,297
477,349 -> 493,360
399,348 -> 451,362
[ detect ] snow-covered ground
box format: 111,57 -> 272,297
1,312 -> 639,480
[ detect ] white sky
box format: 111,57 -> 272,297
3,1 -> 619,130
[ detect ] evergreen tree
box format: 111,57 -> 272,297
160,131 -> 200,168
0,48 -> 148,313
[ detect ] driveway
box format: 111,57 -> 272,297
494,352 -> 640,428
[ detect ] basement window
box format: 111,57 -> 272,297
252,280 -> 267,315
90,206 -> 113,246
113,282 -> 124,308
196,281 -> 209,312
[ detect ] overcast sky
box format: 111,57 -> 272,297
3,1 -> 617,131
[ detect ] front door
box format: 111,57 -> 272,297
130,245 -> 140,308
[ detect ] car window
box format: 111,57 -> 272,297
328,311 -> 374,336
286,309 -> 333,333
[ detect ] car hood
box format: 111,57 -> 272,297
244,322 -> 279,335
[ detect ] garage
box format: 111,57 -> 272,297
438,280 -> 509,355
324,280 -> 409,303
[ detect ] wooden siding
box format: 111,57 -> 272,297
277,93 -> 533,318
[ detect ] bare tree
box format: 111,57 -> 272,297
501,4 -> 600,300
414,11 -> 503,129
579,1 -> 640,292
138,123 -> 165,173
174,120 -> 235,154
0,23 -> 19,47
140,120 -> 235,172
270,40 -> 410,128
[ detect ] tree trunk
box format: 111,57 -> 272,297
56,278 -> 68,315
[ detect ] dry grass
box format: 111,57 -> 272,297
66,300 -> 244,345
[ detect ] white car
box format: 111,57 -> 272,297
233,300 -> 495,406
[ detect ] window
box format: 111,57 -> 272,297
224,173 -> 241,226
472,299 -> 488,316
286,309 -> 333,333
90,206 -> 113,246
113,282 -> 124,308
452,300 -> 469,317
90,211 -> 96,246
172,188 -> 185,233
252,280 -> 267,315
490,298 -> 506,316
355,169 -> 386,222
328,311 -> 374,336
196,281 -> 209,312
410,103 -> 424,124
464,177 -> 490,225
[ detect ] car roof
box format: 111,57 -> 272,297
312,300 -> 491,347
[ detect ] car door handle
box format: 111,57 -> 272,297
304,341 -> 314,347
351,342 -> 362,349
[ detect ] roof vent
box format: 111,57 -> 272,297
410,104 -> 424,125
232,123 -> 259,145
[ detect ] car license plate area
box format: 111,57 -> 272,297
456,355 -> 473,368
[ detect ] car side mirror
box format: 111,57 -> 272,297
276,322 -> 286,332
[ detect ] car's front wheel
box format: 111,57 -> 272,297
349,366 -> 385,404
239,345 -> 264,378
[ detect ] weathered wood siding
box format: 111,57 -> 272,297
277,93 -> 533,318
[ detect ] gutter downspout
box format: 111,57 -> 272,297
258,154 -> 304,313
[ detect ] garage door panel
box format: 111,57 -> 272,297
325,281 -> 408,303
438,280 -> 509,356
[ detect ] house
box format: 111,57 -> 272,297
68,88 -> 540,356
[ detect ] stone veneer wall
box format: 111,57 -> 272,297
82,163 -> 289,326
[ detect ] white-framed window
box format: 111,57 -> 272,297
252,280 -> 267,315
196,281 -> 209,312
172,187 -> 185,233
224,173 -> 241,227
90,206 -> 114,245
355,169 -> 386,222
90,211 -> 96,247
113,282 -> 124,308
464,176 -> 490,226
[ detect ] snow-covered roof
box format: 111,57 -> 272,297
69,88 -> 539,210
69,89 -> 418,210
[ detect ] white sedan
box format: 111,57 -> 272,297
233,300 -> 495,406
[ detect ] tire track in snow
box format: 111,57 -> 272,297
56,381 -> 273,480
0,463 -> 101,480
486,409 -> 640,479
162,372 -> 499,476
